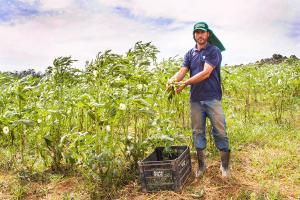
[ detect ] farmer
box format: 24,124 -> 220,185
167,22 -> 230,178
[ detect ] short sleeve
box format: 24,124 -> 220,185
182,51 -> 191,68
205,47 -> 222,68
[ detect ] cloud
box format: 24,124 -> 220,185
0,0 -> 299,71
0,0 -> 62,24
38,0 -> 74,11
113,6 -> 176,27
0,0 -> 39,22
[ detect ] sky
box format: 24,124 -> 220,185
0,0 -> 300,72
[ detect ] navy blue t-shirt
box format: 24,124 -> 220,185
182,43 -> 222,102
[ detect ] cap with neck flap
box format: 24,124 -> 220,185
193,22 -> 225,52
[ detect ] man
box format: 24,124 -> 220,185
167,22 -> 230,178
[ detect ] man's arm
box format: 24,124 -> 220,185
169,67 -> 189,82
185,63 -> 214,85
176,63 -> 214,93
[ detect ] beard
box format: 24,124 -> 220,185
196,37 -> 207,45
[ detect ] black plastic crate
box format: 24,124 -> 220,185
138,145 -> 192,192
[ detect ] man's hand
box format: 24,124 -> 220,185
166,67 -> 189,90
176,81 -> 188,94
166,76 -> 177,91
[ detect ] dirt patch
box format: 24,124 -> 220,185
0,171 -> 16,200
0,170 -> 89,200
24,176 -> 89,200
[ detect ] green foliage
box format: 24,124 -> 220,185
0,42 -> 299,198
10,183 -> 29,200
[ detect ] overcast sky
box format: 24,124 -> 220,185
0,0 -> 299,72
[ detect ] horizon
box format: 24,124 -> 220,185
0,51 -> 297,73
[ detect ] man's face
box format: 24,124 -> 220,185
194,30 -> 209,45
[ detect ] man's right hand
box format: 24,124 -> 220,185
166,76 -> 177,91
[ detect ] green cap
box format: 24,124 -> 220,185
193,22 -> 209,32
193,22 -> 226,52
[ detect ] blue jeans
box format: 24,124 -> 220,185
190,100 -> 229,151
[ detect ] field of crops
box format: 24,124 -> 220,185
0,42 -> 299,199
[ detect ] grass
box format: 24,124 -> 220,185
228,117 -> 300,199
0,169 -> 89,200
10,184 -> 29,200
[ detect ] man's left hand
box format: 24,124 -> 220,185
176,81 -> 188,94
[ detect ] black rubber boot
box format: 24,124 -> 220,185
220,150 -> 230,177
196,149 -> 206,177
